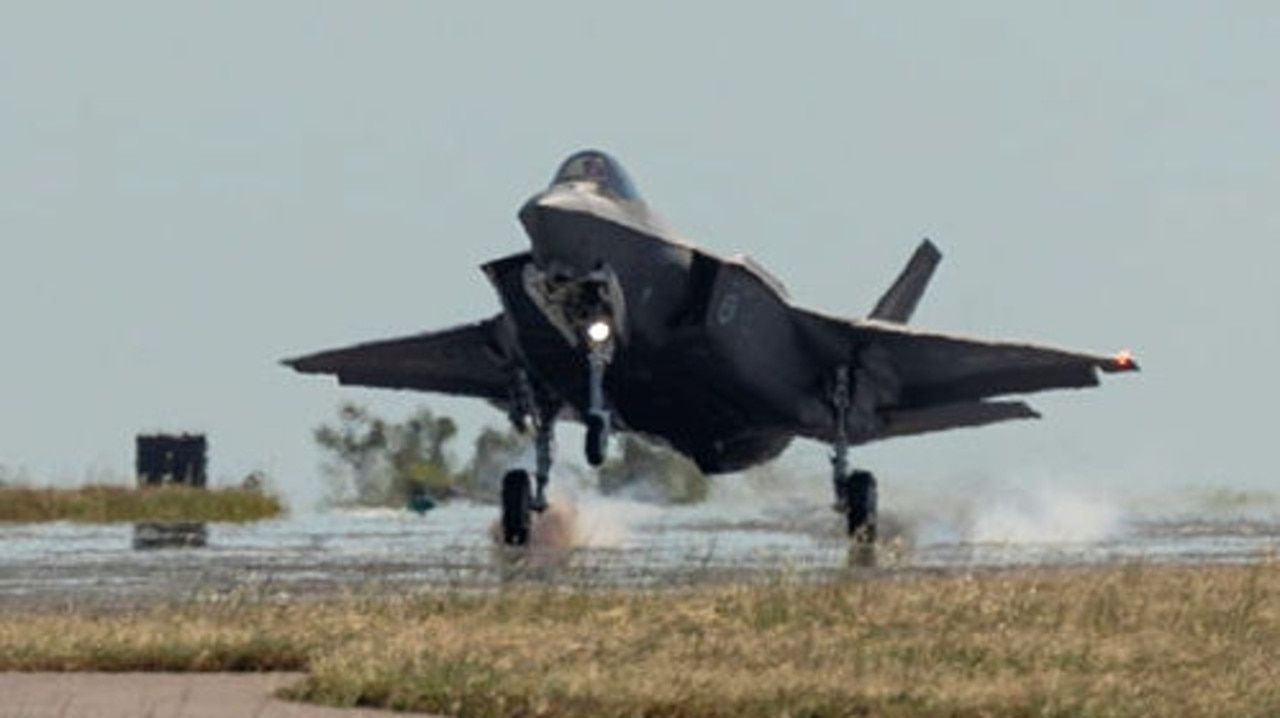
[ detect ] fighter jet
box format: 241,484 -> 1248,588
285,150 -> 1138,545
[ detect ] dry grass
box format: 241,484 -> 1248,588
0,563 -> 1277,717
0,484 -> 284,523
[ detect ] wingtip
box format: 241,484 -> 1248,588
1104,349 -> 1140,373
1016,402 -> 1042,420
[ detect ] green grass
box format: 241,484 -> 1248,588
0,562 -> 1277,717
0,484 -> 284,523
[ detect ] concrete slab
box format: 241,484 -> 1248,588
0,673 -> 441,718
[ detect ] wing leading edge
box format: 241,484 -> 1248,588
792,308 -> 1138,443
853,318 -> 1137,406
283,316 -> 515,401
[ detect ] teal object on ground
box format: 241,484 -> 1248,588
407,493 -> 436,515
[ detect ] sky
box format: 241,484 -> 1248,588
1,3 -> 1276,510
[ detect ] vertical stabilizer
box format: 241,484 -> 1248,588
869,239 -> 941,323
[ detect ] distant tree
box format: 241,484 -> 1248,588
386,407 -> 458,501
314,403 -> 459,506
599,434 -> 709,504
313,403 -> 714,507
459,425 -> 528,496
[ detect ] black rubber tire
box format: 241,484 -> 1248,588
845,470 -> 878,544
501,469 -> 532,546
585,414 -> 607,467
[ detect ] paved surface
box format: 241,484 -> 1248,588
0,673 -> 440,718
5,497 -> 1280,609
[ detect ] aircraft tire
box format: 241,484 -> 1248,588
845,470 -> 878,544
585,414 -> 607,467
501,469 -> 532,546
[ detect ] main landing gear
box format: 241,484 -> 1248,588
501,468 -> 533,546
834,469 -> 878,544
500,371 -> 560,546
830,366 -> 878,544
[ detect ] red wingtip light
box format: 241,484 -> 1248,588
1114,349 -> 1136,371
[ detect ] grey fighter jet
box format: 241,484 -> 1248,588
285,150 -> 1138,545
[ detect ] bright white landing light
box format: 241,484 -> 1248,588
587,320 -> 612,344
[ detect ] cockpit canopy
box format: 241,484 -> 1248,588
550,150 -> 641,201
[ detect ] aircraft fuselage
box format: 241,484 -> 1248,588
499,181 -> 812,472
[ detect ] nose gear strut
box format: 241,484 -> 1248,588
520,262 -> 624,469
584,322 -> 614,466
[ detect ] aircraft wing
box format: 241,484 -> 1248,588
852,318 -> 1137,406
282,316 -> 516,401
791,309 -> 1137,441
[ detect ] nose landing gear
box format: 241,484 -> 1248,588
584,326 -> 613,467
521,264 -> 623,471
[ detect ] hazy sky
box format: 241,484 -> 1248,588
2,3 -> 1276,508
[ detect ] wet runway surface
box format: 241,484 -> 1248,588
1,484 -> 1277,606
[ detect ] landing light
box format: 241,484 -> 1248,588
587,320 -> 612,344
1114,349 -> 1136,370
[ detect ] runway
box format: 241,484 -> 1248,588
1,481 -> 1276,608
1,482 -> 1275,717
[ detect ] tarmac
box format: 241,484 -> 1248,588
0,673 -> 440,718
2,494 -> 1275,716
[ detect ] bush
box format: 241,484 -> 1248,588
599,435 -> 709,504
314,403 -> 711,507
314,403 -> 459,506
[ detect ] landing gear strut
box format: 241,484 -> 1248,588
584,335 -> 612,466
502,370 -> 561,545
830,366 -> 878,544
532,408 -> 554,512
523,264 -> 622,469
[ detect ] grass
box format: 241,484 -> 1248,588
0,562 -> 1277,717
0,484 -> 284,523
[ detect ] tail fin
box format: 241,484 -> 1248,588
869,239 -> 941,323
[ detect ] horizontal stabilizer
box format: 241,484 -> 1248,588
879,400 -> 1039,440
869,239 -> 941,323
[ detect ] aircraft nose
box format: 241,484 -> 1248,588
517,190 -> 552,241
519,188 -> 597,273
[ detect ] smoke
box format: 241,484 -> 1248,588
962,486 -> 1126,544
485,451 -> 1133,558
712,460 -> 1133,547
528,500 -> 579,548
487,486 -> 665,551
564,491 -> 667,547
884,476 -> 1129,546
